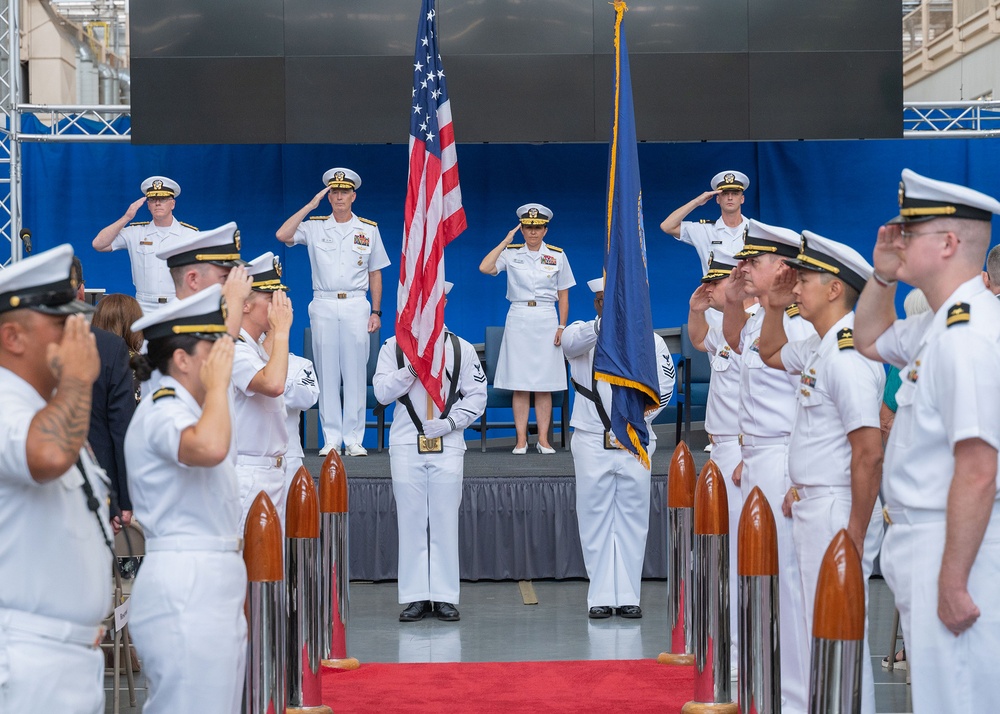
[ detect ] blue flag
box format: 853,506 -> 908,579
594,1 -> 659,469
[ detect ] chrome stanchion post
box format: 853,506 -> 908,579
286,466 -> 333,714
319,450 -> 359,670
683,460 -> 737,714
808,530 -> 864,714
658,441 -> 697,666
243,492 -> 286,714
737,486 -> 781,714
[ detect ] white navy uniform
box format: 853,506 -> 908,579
678,217 -> 749,275
373,333 -> 487,604
781,312 -> 885,714
702,324 -> 743,670
232,329 -> 289,532
739,304 -> 815,714
125,376 -> 246,714
112,217 -> 197,313
293,213 -> 390,450
876,277 -> 1000,713
493,242 -> 575,391
282,353 -> 320,483
0,368 -> 112,713
562,319 -> 674,608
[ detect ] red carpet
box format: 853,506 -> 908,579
322,659 -> 696,713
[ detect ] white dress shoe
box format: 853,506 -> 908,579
536,443 -> 556,455
511,445 -> 527,455
345,443 -> 368,457
318,445 -> 334,457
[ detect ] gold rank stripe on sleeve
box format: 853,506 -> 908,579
129,221 -> 150,226
358,216 -> 378,226
309,215 -> 330,221
151,387 -> 177,402
546,244 -> 563,253
506,244 -> 524,249
178,221 -> 199,231
837,327 -> 854,350
946,301 -> 971,327
785,303 -> 800,318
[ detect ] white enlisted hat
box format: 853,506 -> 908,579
246,252 -> 288,292
141,176 -> 180,198
0,244 -> 92,316
132,283 -> 228,342
734,219 -> 800,259
701,251 -> 739,283
156,221 -> 246,269
887,168 -> 1000,225
587,277 -> 605,293
517,203 -> 553,226
784,231 -> 873,293
444,281 -> 454,295
711,170 -> 750,192
323,168 -> 361,190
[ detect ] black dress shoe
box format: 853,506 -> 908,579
618,605 -> 643,619
399,600 -> 432,622
434,602 -> 461,621
588,606 -> 613,619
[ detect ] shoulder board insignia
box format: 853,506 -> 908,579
837,327 -> 854,350
699,218 -> 712,224
785,304 -> 800,318
546,245 -> 563,253
236,335 -> 246,342
358,217 -> 378,226
309,215 -> 330,221
151,387 -> 177,402
506,244 -> 524,249
178,221 -> 199,231
129,221 -> 150,227
946,302 -> 971,327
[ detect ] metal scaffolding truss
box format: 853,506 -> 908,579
904,100 -> 1000,137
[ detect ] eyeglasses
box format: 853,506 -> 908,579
899,229 -> 949,241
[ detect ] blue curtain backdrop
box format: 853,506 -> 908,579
19,120 -> 1000,354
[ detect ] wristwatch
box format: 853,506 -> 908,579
372,310 -> 383,317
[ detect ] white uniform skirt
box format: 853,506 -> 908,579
494,303 -> 567,391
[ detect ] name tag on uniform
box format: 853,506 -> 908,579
604,431 -> 619,450
418,435 -> 443,454
139,240 -> 153,246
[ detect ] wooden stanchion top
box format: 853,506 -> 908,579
667,441 -> 697,509
813,530 -> 865,641
243,492 -> 283,582
319,449 -> 348,514
737,486 -> 779,576
286,465 -> 320,539
693,460 -> 729,535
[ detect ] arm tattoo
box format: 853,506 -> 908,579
30,376 -> 92,461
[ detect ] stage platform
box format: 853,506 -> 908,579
300,425 -> 712,582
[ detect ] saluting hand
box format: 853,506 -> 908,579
267,290 -> 294,334
696,190 -> 721,206
872,225 -> 904,283
201,336 -> 234,393
46,314 -> 99,386
124,196 -> 147,221
222,266 -> 253,306
502,225 -> 521,246
766,264 -> 797,311
723,267 -> 747,304
307,186 -> 331,210
689,284 -> 712,313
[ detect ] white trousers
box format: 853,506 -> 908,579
881,514 -> 1000,713
572,432 -> 653,608
741,442 -> 810,714
0,624 -> 103,713
791,492 -> 884,714
390,446 -> 464,604
129,551 -> 248,714
309,296 -> 370,450
236,462 -> 288,535
710,439 -> 743,672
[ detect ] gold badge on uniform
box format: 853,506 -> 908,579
273,256 -> 282,277
152,179 -> 164,191
233,229 -> 241,251
898,181 -> 906,207
334,171 -> 346,182
220,297 -> 229,321
604,431 -> 619,451
946,302 -> 971,327
724,173 -> 735,184
418,435 -> 443,454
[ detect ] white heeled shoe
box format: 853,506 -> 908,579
511,445 -> 528,455
536,443 -> 556,455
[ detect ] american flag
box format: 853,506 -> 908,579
396,0 -> 467,410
